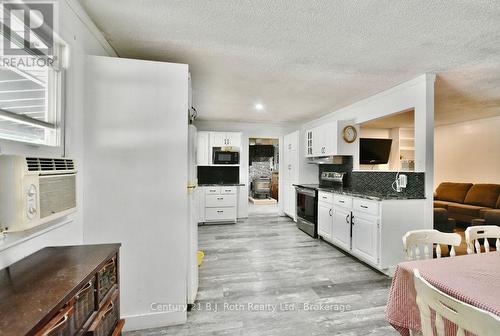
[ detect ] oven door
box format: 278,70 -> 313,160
296,188 -> 317,224
213,151 -> 239,164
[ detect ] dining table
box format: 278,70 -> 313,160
385,252 -> 500,336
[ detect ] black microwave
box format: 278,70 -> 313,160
213,150 -> 239,164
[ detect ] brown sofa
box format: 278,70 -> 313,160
434,182 -> 500,225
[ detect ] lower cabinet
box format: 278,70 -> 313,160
317,201 -> 332,241
283,182 -> 296,220
331,206 -> 351,251
200,186 -> 237,223
351,212 -> 379,265
317,192 -> 380,267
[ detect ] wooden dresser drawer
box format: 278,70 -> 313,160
205,207 -> 236,221
353,198 -> 379,216
205,194 -> 237,207
87,290 -> 119,336
97,257 -> 117,303
36,304 -> 75,336
73,280 -> 96,331
334,194 -> 352,209
204,187 -> 220,195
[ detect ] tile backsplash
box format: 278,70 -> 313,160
350,171 -> 425,199
318,156 -> 425,199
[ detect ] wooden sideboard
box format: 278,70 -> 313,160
0,244 -> 124,336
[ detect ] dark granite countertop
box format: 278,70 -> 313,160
0,244 -> 120,336
199,183 -> 245,187
293,183 -> 425,201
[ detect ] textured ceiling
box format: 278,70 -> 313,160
78,0 -> 500,125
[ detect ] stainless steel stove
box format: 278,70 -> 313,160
294,172 -> 347,238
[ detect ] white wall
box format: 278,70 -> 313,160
301,74 -> 435,228
434,116 -> 500,188
194,120 -> 298,216
0,0 -> 114,268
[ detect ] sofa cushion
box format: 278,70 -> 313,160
464,184 -> 500,208
435,182 -> 473,204
448,204 -> 486,219
434,200 -> 455,209
497,195 -> 500,209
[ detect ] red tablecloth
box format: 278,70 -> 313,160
385,252 -> 500,336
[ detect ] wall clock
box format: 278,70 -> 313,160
342,125 -> 358,143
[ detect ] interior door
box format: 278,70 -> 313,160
318,203 -> 332,241
332,207 -> 351,250
352,212 -> 379,265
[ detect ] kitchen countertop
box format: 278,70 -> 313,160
293,183 -> 425,201
199,183 -> 245,186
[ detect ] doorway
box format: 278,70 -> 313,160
248,138 -> 279,208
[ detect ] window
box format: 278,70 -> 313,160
0,4 -> 64,147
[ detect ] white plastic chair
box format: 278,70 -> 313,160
465,225 -> 500,254
413,269 -> 500,336
403,230 -> 461,260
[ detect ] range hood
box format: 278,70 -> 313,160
306,156 -> 345,165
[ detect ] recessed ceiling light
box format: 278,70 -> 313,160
255,103 -> 264,111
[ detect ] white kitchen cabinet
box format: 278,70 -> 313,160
225,132 -> 241,147
199,186 -> 237,223
197,131 -> 210,166
210,132 -> 241,148
318,202 -> 333,241
283,131 -> 300,220
352,212 -> 379,265
332,206 -> 351,251
284,184 -> 296,219
305,120 -> 358,157
210,132 -> 226,147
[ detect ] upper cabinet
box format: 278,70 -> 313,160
224,132 -> 241,147
197,131 -> 210,166
198,131 -> 242,166
305,121 -> 358,157
210,132 -> 241,148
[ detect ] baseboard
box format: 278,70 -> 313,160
123,310 -> 186,332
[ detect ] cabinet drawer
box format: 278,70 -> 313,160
87,290 -> 119,336
97,257 -> 117,303
353,198 -> 379,216
318,191 -> 333,204
334,195 -> 352,209
220,186 -> 237,195
36,304 -> 75,336
205,207 -> 236,221
205,187 -> 220,195
73,280 -> 96,331
206,194 -> 237,207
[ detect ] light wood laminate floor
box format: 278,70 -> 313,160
126,204 -> 398,335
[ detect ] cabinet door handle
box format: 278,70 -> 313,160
339,200 -> 345,203
322,196 -> 328,199
217,197 -> 224,200
361,205 -> 368,209
329,209 -> 332,217
217,210 -> 224,213
345,214 -> 350,224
